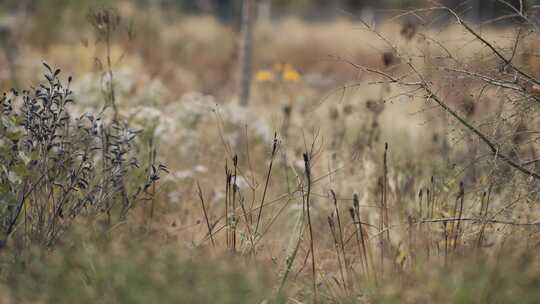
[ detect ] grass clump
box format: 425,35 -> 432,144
374,253 -> 540,304
1,235 -> 278,304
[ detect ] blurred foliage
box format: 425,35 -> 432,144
0,0 -> 111,49
374,255 -> 540,304
0,64 -> 164,248
0,235 -> 279,304
0,0 -> 534,35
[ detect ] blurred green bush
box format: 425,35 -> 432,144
1,236 -> 279,304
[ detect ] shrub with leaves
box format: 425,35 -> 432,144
0,63 -> 166,248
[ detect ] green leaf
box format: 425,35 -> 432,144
0,191 -> 17,207
7,170 -> 21,185
13,164 -> 31,178
12,115 -> 24,126
0,183 -> 10,194
30,151 -> 40,161
18,151 -> 31,165
1,116 -> 14,129
6,130 -> 24,141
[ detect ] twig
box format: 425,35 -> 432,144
442,6 -> 539,86
453,182 -> 465,252
328,215 -> 347,292
196,181 -> 215,248
254,133 -> 278,236
303,152 -> 318,303
330,190 -> 349,286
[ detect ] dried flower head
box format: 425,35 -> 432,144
400,20 -> 417,41
88,8 -> 121,35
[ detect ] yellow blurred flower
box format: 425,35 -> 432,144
255,70 -> 275,82
282,67 -> 300,82
256,64 -> 301,83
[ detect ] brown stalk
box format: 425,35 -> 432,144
149,145 -> 157,222
443,221 -> 449,267
449,182 -> 465,254
225,162 -> 231,249
303,152 -> 318,303
238,193 -> 252,238
4,179 -> 30,246
238,191 -> 259,259
328,214 -> 347,292
429,176 -> 435,218
254,133 -> 278,237
407,215 -> 415,269
353,194 -> 370,279
196,181 -> 215,248
383,143 -> 390,244
232,155 -> 239,251
418,188 -> 423,218
426,188 -> 430,219
453,182 -> 465,252
330,190 -> 349,280
378,177 -> 385,277
426,179 -> 434,259
477,183 -> 493,249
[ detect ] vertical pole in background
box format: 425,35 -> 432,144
0,28 -> 18,90
238,0 -> 254,107
258,0 -> 271,23
150,0 -> 160,13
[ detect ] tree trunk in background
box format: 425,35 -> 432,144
258,0 -> 271,23
238,0 -> 254,107
196,0 -> 214,14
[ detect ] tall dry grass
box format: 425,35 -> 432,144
1,2 -> 540,303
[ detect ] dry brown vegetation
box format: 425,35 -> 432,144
1,1 -> 540,303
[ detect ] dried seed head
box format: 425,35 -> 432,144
303,153 -> 310,178
330,190 -> 337,206
460,98 -> 476,118
88,8 -> 120,34
329,106 -> 339,120
343,104 -> 353,115
0,24 -> 10,40
282,105 -> 292,117
348,207 -> 356,220
432,133 -> 439,143
366,99 -> 385,115
512,121 -> 528,145
400,20 -> 417,40
382,51 -> 398,67
327,215 -> 335,227
272,132 -> 278,155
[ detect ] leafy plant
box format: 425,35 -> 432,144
0,63 -> 166,248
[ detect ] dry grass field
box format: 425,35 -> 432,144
1,1 -> 540,303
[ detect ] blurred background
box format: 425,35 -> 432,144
2,2 -> 540,303
0,0 -> 535,92
0,0 -> 533,24
0,0 -> 538,174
